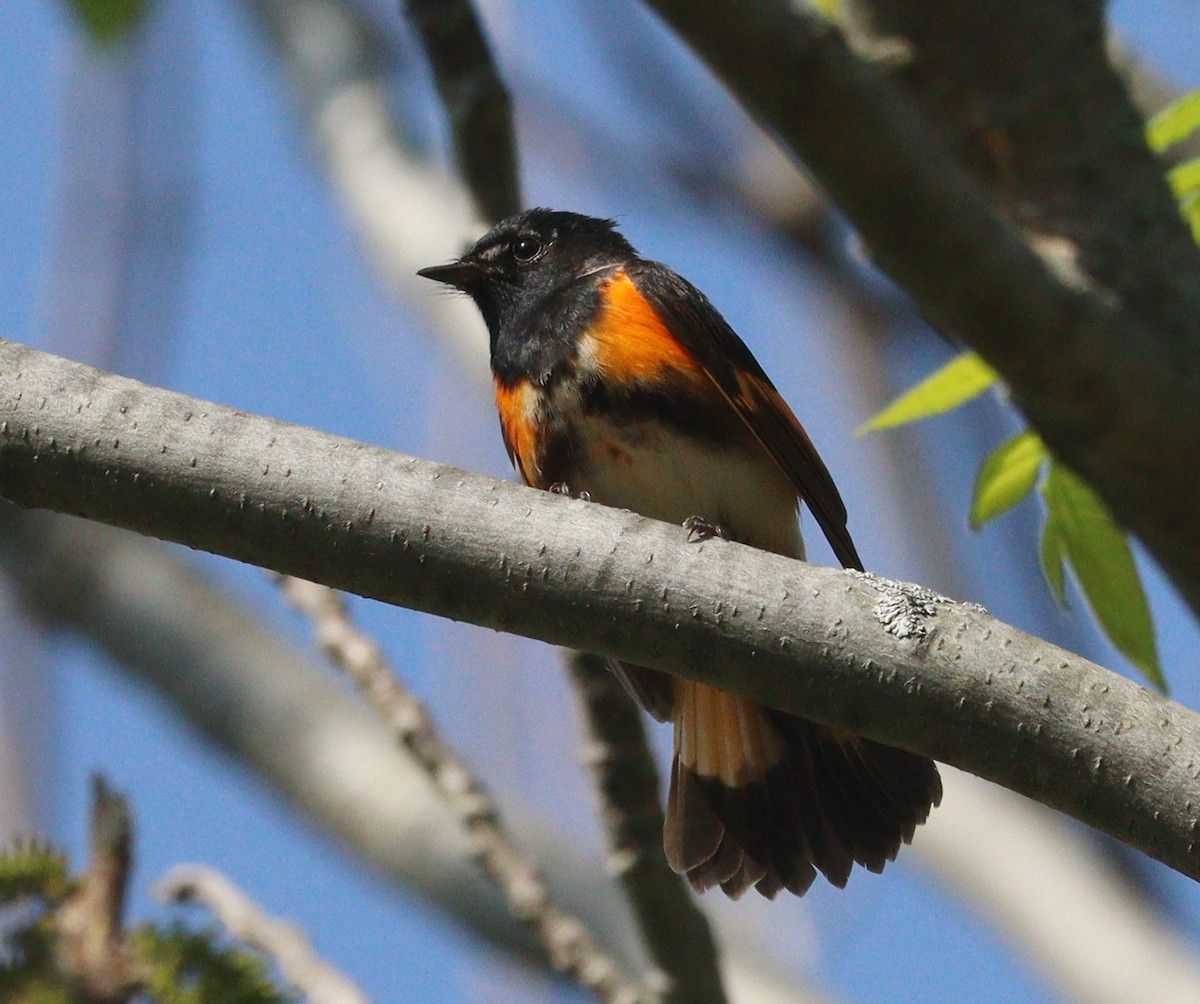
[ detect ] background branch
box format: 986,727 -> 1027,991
567,653 -> 725,1004
3,338 -> 1199,887
156,864 -> 370,1004
278,578 -> 648,1002
0,504 -> 650,977
53,777 -> 136,1003
246,0 -> 490,380
404,0 -> 519,223
843,0 -> 1200,332
920,771 -> 1200,1004
0,501 -> 826,1004
643,0 -> 1200,619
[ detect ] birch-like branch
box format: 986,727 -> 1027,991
2,338 -> 1199,885
643,0 -> 1200,620
156,864 -> 370,1004
278,578 -> 649,1003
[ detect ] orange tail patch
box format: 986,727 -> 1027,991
665,679 -> 942,899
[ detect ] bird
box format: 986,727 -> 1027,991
418,208 -> 941,898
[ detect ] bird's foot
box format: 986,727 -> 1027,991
683,515 -> 729,542
548,482 -> 591,502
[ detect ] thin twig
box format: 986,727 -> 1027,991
278,577 -> 652,1004
53,776 -> 136,1003
404,0 -> 521,222
0,506 -> 662,986
567,653 -> 726,1004
155,864 -> 370,1004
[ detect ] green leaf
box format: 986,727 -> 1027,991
1039,519 -> 1067,608
1042,462 -> 1164,691
858,351 -> 1000,433
811,0 -> 840,16
970,431 -> 1047,528
133,925 -> 294,1004
0,841 -> 71,905
1147,91 -> 1200,153
63,0 -> 150,45
1167,158 -> 1200,200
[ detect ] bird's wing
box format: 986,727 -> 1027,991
628,261 -> 863,570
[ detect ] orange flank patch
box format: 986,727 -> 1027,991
583,271 -> 704,384
493,378 -> 542,486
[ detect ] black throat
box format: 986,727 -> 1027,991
489,271 -> 611,386
452,209 -> 638,386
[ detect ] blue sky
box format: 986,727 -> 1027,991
4,1 -> 1200,1002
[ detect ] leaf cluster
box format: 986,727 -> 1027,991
862,352 -> 1163,690
1150,93 -> 1200,241
0,841 -> 291,1004
131,926 -> 294,1004
860,90 -> 1200,692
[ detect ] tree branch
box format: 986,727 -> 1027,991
641,0 -> 1200,620
155,864 -> 370,1004
3,339 -> 1199,886
245,0 -> 490,380
844,0 -> 1200,335
404,0 -> 520,223
278,579 -> 649,1003
0,343 -> 1195,887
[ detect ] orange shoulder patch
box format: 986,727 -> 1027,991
493,377 -> 543,487
583,270 -> 703,384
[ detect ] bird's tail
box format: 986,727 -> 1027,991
664,679 -> 942,898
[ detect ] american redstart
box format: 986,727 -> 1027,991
419,209 -> 941,899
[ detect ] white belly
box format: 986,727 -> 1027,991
568,413 -> 804,559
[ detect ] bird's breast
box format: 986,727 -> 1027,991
561,410 -> 804,558
492,268 -> 803,557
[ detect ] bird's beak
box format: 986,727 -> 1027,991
417,260 -> 483,291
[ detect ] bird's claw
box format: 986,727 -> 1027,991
548,482 -> 591,502
683,515 -> 729,542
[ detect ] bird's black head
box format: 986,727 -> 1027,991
417,209 -> 637,345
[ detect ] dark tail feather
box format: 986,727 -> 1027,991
665,680 -> 941,898
607,658 -> 675,722
784,716 -> 942,882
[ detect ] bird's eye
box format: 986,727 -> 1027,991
511,236 -> 543,263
